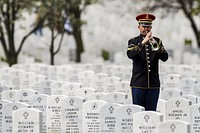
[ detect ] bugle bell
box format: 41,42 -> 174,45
149,38 -> 160,51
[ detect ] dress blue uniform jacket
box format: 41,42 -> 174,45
127,34 -> 168,89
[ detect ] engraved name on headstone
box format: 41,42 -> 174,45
2,102 -> 30,133
46,95 -> 67,133
190,104 -> 200,133
116,104 -> 144,133
83,100 -> 107,133
61,96 -> 85,133
12,108 -> 42,133
166,98 -> 192,122
29,94 -> 48,133
133,111 -> 163,133
99,103 -> 121,133
0,100 -> 11,133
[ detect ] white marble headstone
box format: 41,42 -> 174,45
193,83 -> 200,96
124,98 -> 133,104
2,102 -> 30,133
29,74 -> 46,92
160,89 -> 182,100
163,74 -> 181,90
116,104 -> 144,133
0,67 -> 14,86
15,89 -> 38,103
91,73 -> 108,92
78,70 -> 95,87
87,92 -> 107,101
115,81 -> 131,99
0,85 -> 12,100
75,87 -> 96,100
50,81 -> 66,95
66,68 -> 83,83
46,95 -> 67,133
12,108 -> 42,133
133,111 -> 163,133
19,72 -> 35,90
102,65 -> 115,76
192,66 -> 200,82
61,96 -> 85,133
189,104 -> 200,133
174,64 -> 192,78
0,100 -> 11,133
56,65 -> 71,81
106,92 -> 128,104
61,82 -> 82,96
158,120 -> 190,133
1,90 -> 16,102
99,103 -> 121,133
123,66 -> 132,82
180,94 -> 198,104
9,69 -> 25,90
166,98 -> 192,122
156,99 -> 167,120
29,94 -> 49,133
93,64 -> 103,73
39,79 -> 54,95
82,100 -> 107,133
180,77 -> 198,95
110,65 -> 126,80
47,66 -> 58,80
102,76 -> 121,93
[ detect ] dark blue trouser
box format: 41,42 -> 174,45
131,87 -> 160,111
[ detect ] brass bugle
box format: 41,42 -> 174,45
145,31 -> 160,51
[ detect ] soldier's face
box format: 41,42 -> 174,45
138,25 -> 152,35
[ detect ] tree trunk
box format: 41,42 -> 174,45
73,28 -> 84,62
50,51 -> 54,65
50,29 -> 55,65
7,52 -> 18,66
197,31 -> 200,47
178,0 -> 200,47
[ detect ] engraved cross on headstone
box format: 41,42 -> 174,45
23,112 -> 29,119
175,101 -> 180,107
126,108 -> 132,115
170,124 -> 176,132
55,97 -> 60,103
69,99 -> 74,106
96,95 -> 100,100
169,91 -> 173,97
144,115 -> 150,122
109,106 -> 114,113
37,97 -> 42,103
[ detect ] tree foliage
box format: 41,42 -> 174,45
0,0 -> 36,66
36,0 -> 66,65
0,0 -> 100,65
65,0 -> 99,62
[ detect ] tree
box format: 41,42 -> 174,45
38,0 -> 66,65
65,0 -> 98,62
0,0 -> 37,66
133,0 -> 200,48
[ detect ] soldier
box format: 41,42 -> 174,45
127,13 -> 168,111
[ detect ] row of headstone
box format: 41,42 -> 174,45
0,88 -> 129,105
0,66 -> 132,95
1,95 -> 200,133
160,89 -> 200,102
161,74 -> 200,96
10,63 -> 132,81
1,64 -> 200,99
1,63 -> 200,133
